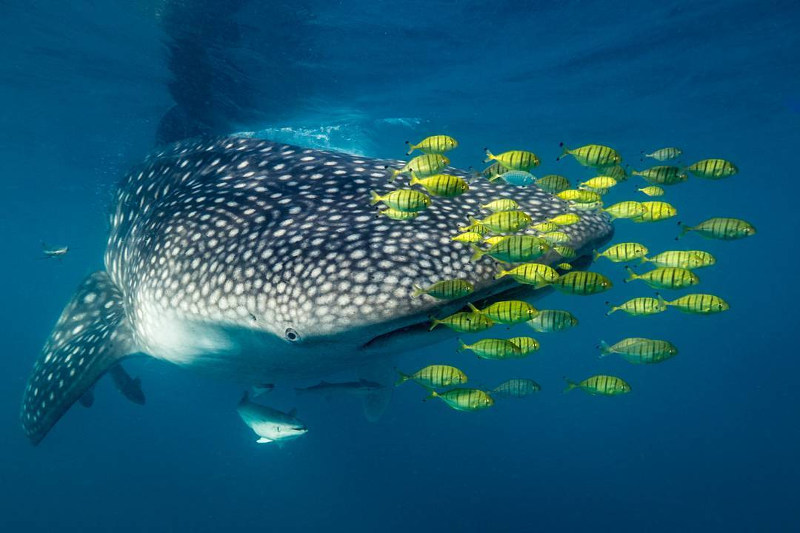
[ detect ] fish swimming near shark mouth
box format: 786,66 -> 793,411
20,136 -> 613,445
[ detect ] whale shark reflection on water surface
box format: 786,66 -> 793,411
20,136 -> 612,445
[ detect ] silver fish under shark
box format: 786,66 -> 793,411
237,393 -> 308,444
20,136 -> 612,444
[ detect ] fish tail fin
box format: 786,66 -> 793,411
411,284 -> 426,298
20,271 -> 140,445
408,175 -> 421,186
494,269 -> 508,280
676,221 -> 691,240
599,340 -> 612,356
428,318 -> 441,331
640,255 -> 650,264
369,190 -> 383,205
624,266 -> 638,282
467,302 -> 481,313
556,142 -> 570,161
405,141 -> 415,156
470,244 -> 485,262
395,370 -> 411,386
456,338 -> 468,352
483,148 -> 494,163
387,168 -> 402,182
423,390 -> 440,402
593,249 -> 601,261
563,378 -> 578,393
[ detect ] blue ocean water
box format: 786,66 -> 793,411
1,0 -> 798,531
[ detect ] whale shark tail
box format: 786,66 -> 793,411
20,272 -> 140,445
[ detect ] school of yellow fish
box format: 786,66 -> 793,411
374,135 -> 755,412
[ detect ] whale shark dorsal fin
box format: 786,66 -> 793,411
20,271 -> 139,445
256,437 -> 273,444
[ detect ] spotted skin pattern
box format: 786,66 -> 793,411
21,136 -> 613,444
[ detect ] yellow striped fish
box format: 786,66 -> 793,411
552,271 -> 613,295
412,279 -> 474,300
541,231 -> 571,245
483,235 -> 506,246
531,221 -> 560,233
638,186 -> 665,197
409,174 -> 468,197
642,250 -> 716,269
604,201 -> 646,220
642,147 -> 682,161
558,143 -> 622,167
594,242 -> 649,263
606,296 -> 667,316
579,176 -> 618,190
685,158 -> 738,179
495,263 -> 560,287
563,375 -> 631,395
632,166 -> 688,185
426,388 -> 494,411
484,148 -> 540,171
557,262 -> 573,271
536,174 -> 571,193
429,311 -> 494,332
389,154 -> 449,181
370,189 -> 430,212
666,294 -> 729,314
377,207 -> 419,220
526,309 -> 578,332
553,245 -> 577,259
466,210 -> 532,233
624,266 -> 699,289
632,201 -> 677,223
492,378 -> 541,398
481,198 -> 519,212
457,338 -> 525,360
481,162 -> 508,180
507,337 -> 541,355
549,213 -> 581,226
603,165 -> 629,181
396,365 -> 468,388
405,135 -> 458,155
470,235 -> 549,263
678,217 -> 755,240
556,189 -> 603,204
599,338 -> 678,364
451,231 -> 484,243
469,301 -> 538,325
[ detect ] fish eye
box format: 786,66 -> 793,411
284,328 -> 300,342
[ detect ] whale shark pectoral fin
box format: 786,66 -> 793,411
20,271 -> 139,445
358,358 -> 395,423
256,437 -> 274,444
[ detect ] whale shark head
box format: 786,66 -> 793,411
21,136 -> 613,444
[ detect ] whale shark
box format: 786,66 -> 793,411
20,136 -> 612,445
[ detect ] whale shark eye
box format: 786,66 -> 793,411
284,328 -> 300,342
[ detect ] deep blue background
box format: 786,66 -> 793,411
1,1 -> 798,531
